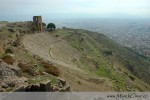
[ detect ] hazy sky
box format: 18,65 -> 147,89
0,0 -> 150,21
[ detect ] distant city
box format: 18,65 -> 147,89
53,18 -> 150,57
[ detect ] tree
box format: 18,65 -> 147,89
42,22 -> 46,27
47,23 -> 56,31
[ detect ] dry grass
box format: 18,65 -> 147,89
0,46 -> 4,55
77,80 -> 82,85
0,41 -> 4,56
86,78 -> 106,84
2,54 -> 15,65
18,62 -> 35,76
41,61 -> 60,77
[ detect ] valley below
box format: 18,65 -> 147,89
54,18 -> 150,57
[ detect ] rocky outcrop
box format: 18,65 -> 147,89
0,59 -> 27,92
14,80 -> 53,92
53,78 -> 70,92
58,78 -> 66,86
0,59 -> 19,80
0,59 -> 22,91
14,79 -> 70,92
0,59 -> 70,92
59,85 -> 70,92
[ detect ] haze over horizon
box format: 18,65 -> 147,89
0,0 -> 150,21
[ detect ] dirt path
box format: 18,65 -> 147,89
22,32 -> 114,91
49,39 -> 61,59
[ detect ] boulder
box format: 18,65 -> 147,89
0,65 -> 16,80
10,67 -> 22,76
52,85 -> 59,91
58,78 -> 66,86
13,85 -> 29,92
1,82 -> 15,89
14,85 -> 27,92
63,85 -> 70,91
14,80 -> 52,92
39,80 -> 52,91
1,83 -> 9,89
59,85 -> 70,92
59,88 -> 65,92
58,81 -> 63,88
25,84 -> 41,91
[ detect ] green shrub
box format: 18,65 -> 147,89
103,50 -> 113,56
129,75 -> 135,81
5,48 -> 14,54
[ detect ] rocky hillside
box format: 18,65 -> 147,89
0,22 -> 150,91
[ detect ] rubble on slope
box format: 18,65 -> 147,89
0,59 -> 70,92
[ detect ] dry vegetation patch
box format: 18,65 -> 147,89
41,61 -> 60,77
18,62 -> 35,76
1,54 -> 15,65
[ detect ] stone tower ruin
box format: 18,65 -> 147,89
33,16 -> 42,32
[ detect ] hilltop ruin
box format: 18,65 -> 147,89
33,16 -> 42,32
